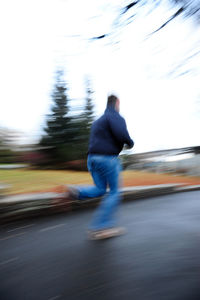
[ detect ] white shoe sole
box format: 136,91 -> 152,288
88,227 -> 126,240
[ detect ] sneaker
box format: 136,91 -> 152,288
64,185 -> 80,201
88,227 -> 126,240
67,185 -> 79,200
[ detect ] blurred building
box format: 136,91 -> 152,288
125,146 -> 200,176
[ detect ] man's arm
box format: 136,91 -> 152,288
108,114 -> 134,148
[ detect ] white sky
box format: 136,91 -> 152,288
0,0 -> 200,153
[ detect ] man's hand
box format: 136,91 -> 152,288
123,144 -> 132,150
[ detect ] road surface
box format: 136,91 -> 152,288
1,191 -> 200,300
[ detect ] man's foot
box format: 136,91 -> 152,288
88,227 -> 126,240
51,185 -> 80,213
65,185 -> 79,201
51,185 -> 74,212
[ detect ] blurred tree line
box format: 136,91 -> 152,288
0,143 -> 18,164
0,129 -> 21,164
38,70 -> 95,170
0,70 -> 95,170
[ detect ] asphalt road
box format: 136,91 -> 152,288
1,191 -> 200,300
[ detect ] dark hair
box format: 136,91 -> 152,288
107,94 -> 118,109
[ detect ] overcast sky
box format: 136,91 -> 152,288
0,0 -> 200,153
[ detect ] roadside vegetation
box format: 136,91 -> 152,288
1,169 -> 200,195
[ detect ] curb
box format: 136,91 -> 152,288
1,184 -> 200,224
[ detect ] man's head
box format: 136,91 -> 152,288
107,94 -> 120,112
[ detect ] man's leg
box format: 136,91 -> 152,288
89,157 -> 122,231
78,155 -> 107,199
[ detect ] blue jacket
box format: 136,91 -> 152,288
88,106 -> 134,155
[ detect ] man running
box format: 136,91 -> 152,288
68,94 -> 134,239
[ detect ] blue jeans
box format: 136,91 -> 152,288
78,154 -> 122,231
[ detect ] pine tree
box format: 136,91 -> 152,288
39,72 -> 95,167
73,79 -> 95,159
40,70 -> 74,162
82,78 -> 95,145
